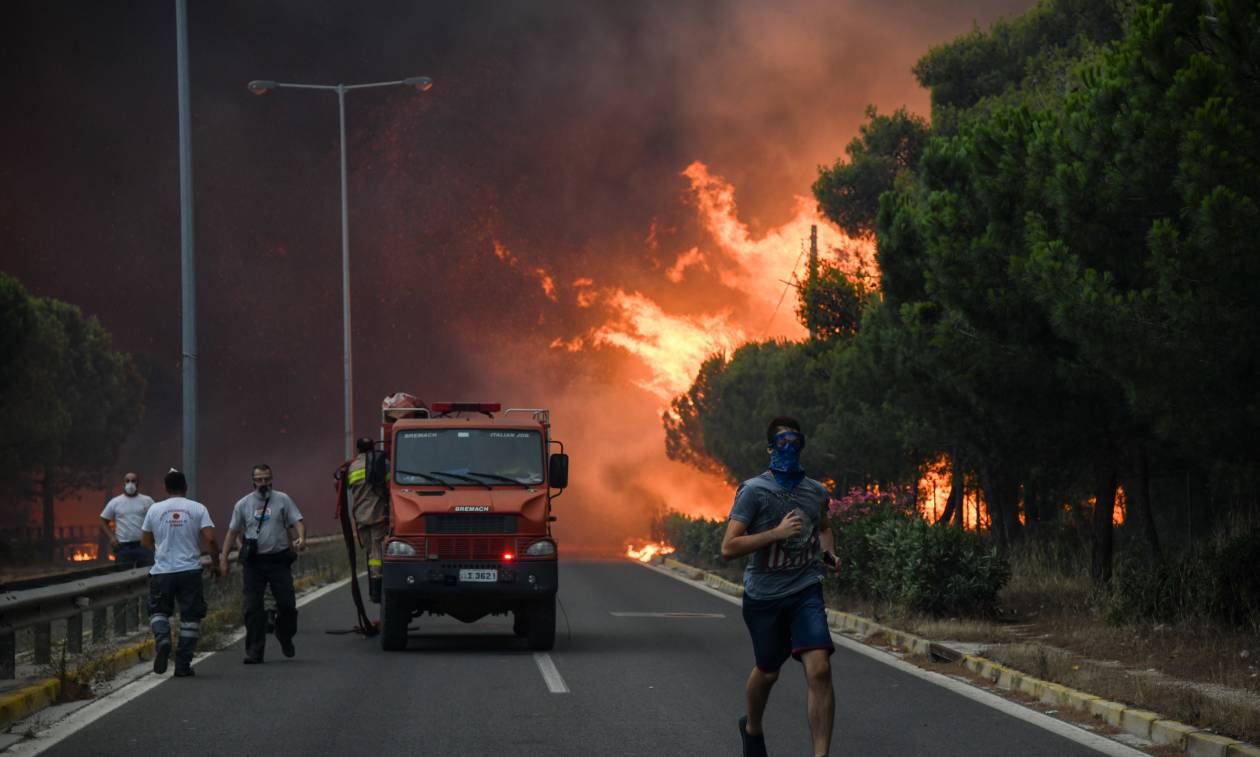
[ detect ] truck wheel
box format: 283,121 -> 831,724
526,596 -> 555,651
380,591 -> 410,651
513,610 -> 528,638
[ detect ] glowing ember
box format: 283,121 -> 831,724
626,542 -> 676,563
67,544 -> 98,562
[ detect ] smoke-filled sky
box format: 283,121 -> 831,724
1,0 -> 1033,550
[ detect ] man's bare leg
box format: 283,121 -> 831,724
802,650 -> 834,756
744,666 -> 779,735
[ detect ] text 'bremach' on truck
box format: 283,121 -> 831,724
378,399 -> 568,651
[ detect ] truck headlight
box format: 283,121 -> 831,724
525,539 -> 556,557
386,540 -> 418,557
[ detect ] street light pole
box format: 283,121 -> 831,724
337,84 -> 352,464
175,0 -> 197,497
248,77 -> 433,460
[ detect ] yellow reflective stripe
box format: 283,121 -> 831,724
367,559 -> 382,566
347,468 -> 366,484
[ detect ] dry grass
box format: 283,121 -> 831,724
982,642 -> 1260,745
823,538 -> 1260,744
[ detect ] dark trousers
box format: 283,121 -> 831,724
148,569 -> 207,672
114,541 -> 154,567
243,554 -> 297,659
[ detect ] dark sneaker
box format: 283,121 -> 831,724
739,716 -> 768,757
153,639 -> 171,675
280,639 -> 295,658
173,667 -> 195,678
243,656 -> 264,665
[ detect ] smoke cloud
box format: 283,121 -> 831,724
1,0 -> 1033,549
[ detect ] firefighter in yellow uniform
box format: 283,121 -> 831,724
348,437 -> 389,603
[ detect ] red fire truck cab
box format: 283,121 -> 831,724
378,400 -> 568,651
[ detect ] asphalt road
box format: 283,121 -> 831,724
49,561 -> 1126,756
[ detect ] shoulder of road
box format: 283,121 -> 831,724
659,555 -> 1260,757
0,571 -> 327,735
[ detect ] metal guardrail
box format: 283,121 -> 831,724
0,535 -> 343,678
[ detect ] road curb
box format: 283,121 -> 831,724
0,571 -> 333,733
655,556 -> 1260,757
0,637 -> 155,731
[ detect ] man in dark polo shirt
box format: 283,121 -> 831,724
721,417 -> 840,757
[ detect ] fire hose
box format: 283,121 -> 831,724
326,460 -> 379,637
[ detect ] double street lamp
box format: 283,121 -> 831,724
248,76 -> 434,459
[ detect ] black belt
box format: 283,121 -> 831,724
117,541 -> 141,548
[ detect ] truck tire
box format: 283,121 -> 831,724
525,596 -> 555,651
513,610 -> 528,638
380,591 -> 410,651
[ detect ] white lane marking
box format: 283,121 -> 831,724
7,575 -> 358,755
638,561 -> 1150,757
609,611 -> 726,618
533,652 -> 570,694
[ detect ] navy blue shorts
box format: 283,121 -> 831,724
741,582 -> 835,673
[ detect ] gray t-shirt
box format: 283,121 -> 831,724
229,490 -> 303,555
728,472 -> 830,601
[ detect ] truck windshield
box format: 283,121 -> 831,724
394,429 -> 545,486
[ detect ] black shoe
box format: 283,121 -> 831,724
173,667 -> 195,677
153,639 -> 171,675
280,639 -> 295,658
739,716 -> 768,757
243,656 -> 264,665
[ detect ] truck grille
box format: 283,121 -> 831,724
425,514 -> 518,534
428,536 -> 514,561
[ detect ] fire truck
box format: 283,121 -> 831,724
377,399 -> 567,651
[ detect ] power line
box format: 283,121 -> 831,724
758,240 -> 807,339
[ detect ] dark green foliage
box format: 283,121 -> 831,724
913,0 -> 1126,126
832,502 -> 1010,616
813,107 -> 930,238
660,512 -> 732,572
0,272 -> 145,542
796,260 -> 872,343
1105,529 -> 1260,633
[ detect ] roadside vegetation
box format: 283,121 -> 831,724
0,273 -> 144,559
660,0 -> 1260,743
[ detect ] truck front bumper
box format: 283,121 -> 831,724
382,559 -> 557,599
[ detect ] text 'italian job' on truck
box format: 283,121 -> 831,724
379,400 -> 569,651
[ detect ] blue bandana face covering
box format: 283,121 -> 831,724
769,430 -> 805,489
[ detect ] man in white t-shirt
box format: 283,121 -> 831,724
140,469 -> 223,678
99,472 -> 155,567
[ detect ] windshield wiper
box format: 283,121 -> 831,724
429,470 -> 492,490
394,469 -> 454,489
465,471 -> 530,486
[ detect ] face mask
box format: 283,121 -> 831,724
769,432 -> 804,473
124,482 -> 138,496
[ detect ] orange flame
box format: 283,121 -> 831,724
67,544 -> 98,562
916,455 -> 981,529
626,542 -> 677,563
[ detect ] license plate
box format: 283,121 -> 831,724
459,569 -> 498,583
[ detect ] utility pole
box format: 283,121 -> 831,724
175,0 -> 198,497
807,224 -> 818,341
